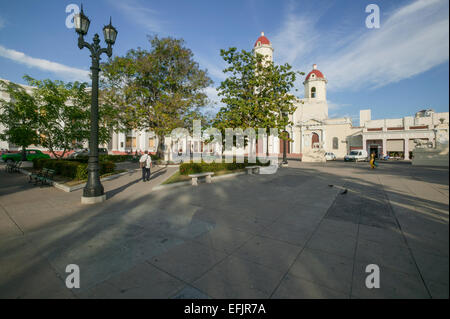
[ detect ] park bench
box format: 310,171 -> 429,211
6,161 -> 22,173
29,168 -> 48,184
245,166 -> 260,175
29,168 -> 55,186
188,172 -> 214,186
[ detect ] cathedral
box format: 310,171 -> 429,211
254,32 -> 359,161
252,32 -> 448,162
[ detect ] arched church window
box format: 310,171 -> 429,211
311,87 -> 316,98
333,137 -> 339,149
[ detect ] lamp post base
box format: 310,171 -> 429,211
81,194 -> 106,204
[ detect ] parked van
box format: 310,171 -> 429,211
344,150 -> 368,162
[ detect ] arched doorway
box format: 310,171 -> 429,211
312,132 -> 319,148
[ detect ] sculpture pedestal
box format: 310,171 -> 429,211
301,149 -> 326,162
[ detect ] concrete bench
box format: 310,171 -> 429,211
245,166 -> 260,174
188,172 -> 214,186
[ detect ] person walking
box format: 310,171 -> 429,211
139,150 -> 152,182
370,153 -> 376,169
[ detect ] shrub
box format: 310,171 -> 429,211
179,158 -> 270,175
33,158 -> 115,180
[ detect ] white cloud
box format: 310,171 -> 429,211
108,0 -> 164,33
0,45 -> 90,82
203,86 -> 224,111
272,0 -> 449,92
196,55 -> 227,82
271,11 -> 319,66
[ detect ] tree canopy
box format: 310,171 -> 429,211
214,47 -> 301,140
100,35 -> 213,153
0,76 -> 112,159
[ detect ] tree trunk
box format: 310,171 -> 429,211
21,146 -> 27,161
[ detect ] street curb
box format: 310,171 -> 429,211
18,168 -> 135,193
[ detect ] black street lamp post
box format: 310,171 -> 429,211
281,111 -> 288,166
282,130 -> 288,165
74,5 -> 117,204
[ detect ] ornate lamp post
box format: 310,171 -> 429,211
282,130 -> 288,165
281,111 -> 289,166
74,5 -> 117,204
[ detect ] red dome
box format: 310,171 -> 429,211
254,32 -> 270,47
305,69 -> 324,81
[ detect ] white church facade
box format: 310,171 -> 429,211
252,32 -> 449,161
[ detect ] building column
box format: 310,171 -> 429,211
382,138 -> 386,157
404,138 -> 409,160
362,136 -> 367,153
112,131 -> 118,151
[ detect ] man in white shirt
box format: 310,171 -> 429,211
139,150 -> 152,182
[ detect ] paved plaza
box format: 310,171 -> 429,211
0,161 -> 448,299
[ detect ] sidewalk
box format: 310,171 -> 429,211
0,161 -> 448,298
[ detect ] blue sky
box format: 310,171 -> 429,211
0,0 -> 448,125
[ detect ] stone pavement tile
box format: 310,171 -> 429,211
123,230 -> 185,261
359,211 -> 398,229
219,213 -> 272,236
259,221 -> 312,247
49,243 -> 142,293
316,218 -> 359,238
149,241 -> 227,283
0,205 -> 22,239
351,262 -> 430,299
426,280 -> 449,299
288,248 -> 354,295
233,235 -> 302,272
171,285 -> 212,299
0,236 -> 72,299
357,224 -> 405,247
276,212 -> 323,231
403,230 -> 449,257
192,256 -> 285,299
271,274 -> 349,299
325,206 -> 360,224
411,249 -> 449,286
79,261 -> 185,299
306,229 -> 357,259
355,238 -> 419,276
190,224 -> 253,255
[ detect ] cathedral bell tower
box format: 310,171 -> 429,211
253,32 -> 273,64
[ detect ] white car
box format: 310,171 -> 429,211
344,150 -> 368,162
325,152 -> 336,161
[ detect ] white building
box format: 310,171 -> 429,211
253,32 -> 449,161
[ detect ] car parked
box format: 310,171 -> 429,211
324,152 -> 336,161
1,149 -> 51,162
344,150 -> 368,162
68,148 -> 109,159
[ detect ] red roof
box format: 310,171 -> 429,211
254,34 -> 270,47
305,69 -> 324,81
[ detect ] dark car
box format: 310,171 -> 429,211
1,149 -> 51,162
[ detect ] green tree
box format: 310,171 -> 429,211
0,79 -> 39,160
214,48 -> 302,150
23,76 -> 94,159
100,35 -> 213,155
1,76 -> 113,160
